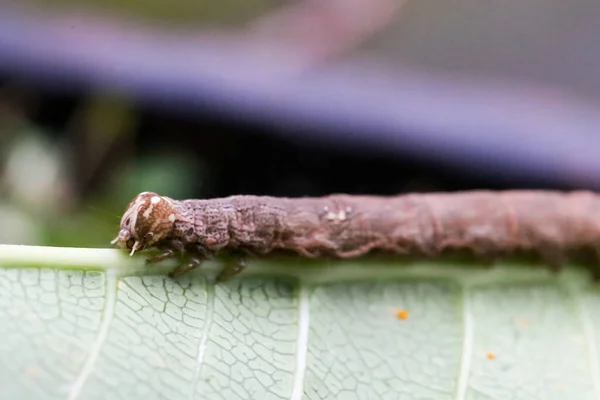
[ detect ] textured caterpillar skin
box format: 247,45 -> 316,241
111,190 -> 600,279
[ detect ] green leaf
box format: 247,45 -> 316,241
1,244 -> 600,399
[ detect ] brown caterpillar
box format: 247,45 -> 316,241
111,190 -> 600,280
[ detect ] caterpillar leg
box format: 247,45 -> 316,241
216,256 -> 247,282
146,240 -> 185,264
592,247 -> 600,281
472,247 -> 499,267
189,243 -> 210,258
169,257 -> 203,278
539,244 -> 565,274
146,248 -> 176,264
167,244 -> 210,278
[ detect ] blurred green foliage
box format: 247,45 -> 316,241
0,89 -> 206,249
21,0 -> 283,26
44,151 -> 204,249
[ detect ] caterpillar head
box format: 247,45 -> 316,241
111,192 -> 179,255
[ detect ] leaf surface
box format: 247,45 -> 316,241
1,245 -> 599,400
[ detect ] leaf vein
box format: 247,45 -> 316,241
189,281 -> 215,400
291,283 -> 310,400
67,271 -> 118,400
455,285 -> 474,400
571,287 -> 600,399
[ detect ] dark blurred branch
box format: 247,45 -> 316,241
2,6 -> 600,188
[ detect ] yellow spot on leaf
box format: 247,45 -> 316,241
396,309 -> 409,320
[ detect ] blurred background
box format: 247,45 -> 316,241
1,0 -> 600,249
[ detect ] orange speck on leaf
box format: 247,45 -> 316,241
487,352 -> 496,360
27,365 -> 39,378
396,309 -> 409,319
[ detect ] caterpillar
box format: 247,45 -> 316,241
111,190 -> 600,280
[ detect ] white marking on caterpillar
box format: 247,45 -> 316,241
142,206 -> 153,219
141,196 -> 161,219
129,195 -> 147,230
326,208 -> 347,222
